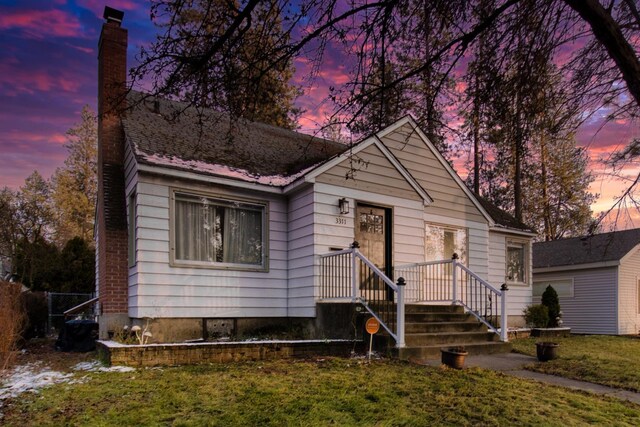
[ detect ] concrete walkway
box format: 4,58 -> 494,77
420,352 -> 640,405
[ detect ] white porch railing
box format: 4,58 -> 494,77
319,244 -> 406,348
394,255 -> 509,342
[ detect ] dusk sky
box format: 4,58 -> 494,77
1,0 -> 638,230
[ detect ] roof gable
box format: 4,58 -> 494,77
533,228 -> 640,269
378,117 -> 493,224
304,136 -> 433,204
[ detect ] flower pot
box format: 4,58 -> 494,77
536,342 -> 559,362
441,348 -> 468,369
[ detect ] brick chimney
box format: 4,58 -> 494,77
96,6 -> 129,338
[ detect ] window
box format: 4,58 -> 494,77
128,192 -> 136,267
425,224 -> 467,264
507,242 -> 526,283
533,279 -> 573,299
172,191 -> 267,269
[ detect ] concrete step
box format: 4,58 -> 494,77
405,312 -> 473,323
405,331 -> 499,346
366,304 -> 464,316
405,321 -> 487,334
405,304 -> 464,314
397,341 -> 512,360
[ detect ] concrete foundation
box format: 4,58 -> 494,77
98,339 -> 359,367
101,303 -> 368,344
98,312 -> 130,340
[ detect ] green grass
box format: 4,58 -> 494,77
2,358 -> 640,426
512,335 -> 640,392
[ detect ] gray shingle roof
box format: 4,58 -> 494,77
475,195 -> 536,233
123,91 -> 347,180
533,228 -> 640,269
122,91 -> 536,234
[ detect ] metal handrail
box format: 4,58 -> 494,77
63,297 -> 99,317
319,246 -> 406,348
354,252 -> 398,291
393,257 -> 509,342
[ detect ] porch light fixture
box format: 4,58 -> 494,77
338,198 -> 349,215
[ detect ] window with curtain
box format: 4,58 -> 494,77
173,192 -> 266,268
507,242 -> 526,283
425,224 -> 467,264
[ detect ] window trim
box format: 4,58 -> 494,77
169,187 -> 269,272
506,239 -> 528,286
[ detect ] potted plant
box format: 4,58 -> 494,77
536,341 -> 559,361
441,346 -> 468,369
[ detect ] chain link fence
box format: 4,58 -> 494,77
47,292 -> 95,332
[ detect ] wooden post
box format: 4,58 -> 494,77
351,241 -> 359,302
501,283 -> 509,342
396,277 -> 406,348
451,253 -> 459,304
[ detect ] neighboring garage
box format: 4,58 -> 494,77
533,229 -> 640,335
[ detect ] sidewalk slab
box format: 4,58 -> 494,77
416,352 -> 640,405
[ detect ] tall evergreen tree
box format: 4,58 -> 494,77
14,171 -> 54,287
51,106 -> 97,245
145,0 -> 301,128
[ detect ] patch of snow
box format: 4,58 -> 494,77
0,363 -> 73,404
98,339 -> 356,348
138,152 -> 319,187
72,361 -> 135,373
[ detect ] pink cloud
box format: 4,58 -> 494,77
77,0 -> 140,16
0,63 -> 85,95
66,43 -> 94,54
5,130 -> 67,145
0,9 -> 83,39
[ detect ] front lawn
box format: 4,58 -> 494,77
2,357 -> 640,426
512,335 -> 640,392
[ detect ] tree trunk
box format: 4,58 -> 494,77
539,135 -> 552,240
473,98 -> 480,195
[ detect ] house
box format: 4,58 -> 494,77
533,228 -> 640,335
96,8 -> 536,352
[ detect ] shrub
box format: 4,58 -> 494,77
0,280 -> 26,370
541,285 -> 561,327
523,304 -> 549,328
21,291 -> 48,339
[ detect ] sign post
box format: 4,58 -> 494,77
365,317 -> 380,361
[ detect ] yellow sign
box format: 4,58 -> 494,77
366,317 -> 380,335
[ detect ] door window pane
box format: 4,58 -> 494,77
359,212 -> 384,234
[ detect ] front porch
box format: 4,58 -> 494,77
319,244 -> 511,359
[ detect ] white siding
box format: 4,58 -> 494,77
313,181 -> 425,280
381,122 -> 486,223
287,185 -> 315,317
618,246 -> 640,334
124,141 -> 138,315
315,143 -> 422,201
489,231 -> 532,317
130,173 -> 289,318
533,268 -> 618,334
